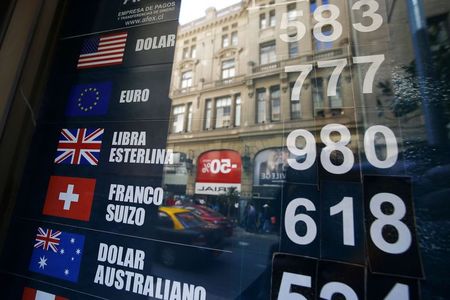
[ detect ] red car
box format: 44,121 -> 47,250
184,205 -> 234,237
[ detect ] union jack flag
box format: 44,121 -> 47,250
54,128 -> 104,165
34,227 -> 61,253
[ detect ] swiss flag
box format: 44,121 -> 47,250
42,175 -> 96,221
22,287 -> 68,300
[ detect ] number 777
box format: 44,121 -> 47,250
285,54 -> 385,99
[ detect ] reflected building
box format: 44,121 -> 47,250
164,0 -> 450,209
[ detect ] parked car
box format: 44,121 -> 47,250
184,205 -> 234,237
153,206 -> 224,267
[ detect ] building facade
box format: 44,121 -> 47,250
166,0 -> 374,203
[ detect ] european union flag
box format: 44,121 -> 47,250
29,227 -> 85,283
66,82 -> 112,116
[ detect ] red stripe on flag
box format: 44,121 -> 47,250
22,287 -> 37,300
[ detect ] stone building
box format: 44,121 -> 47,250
164,0 -> 358,203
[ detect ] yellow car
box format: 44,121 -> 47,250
154,206 -> 225,267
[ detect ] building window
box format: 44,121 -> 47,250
181,71 -> 192,89
310,0 -> 317,13
256,88 -> 266,123
235,95 -> 241,127
427,14 -> 450,51
288,38 -> 299,58
182,47 -> 189,59
205,99 -> 212,130
260,41 -> 276,65
312,78 -> 325,117
186,103 -> 193,132
287,3 -> 297,21
314,25 -> 334,51
215,97 -> 232,128
222,34 -> 229,48
190,45 -> 196,58
172,105 -> 185,133
260,14 -> 267,29
270,86 -> 281,121
231,31 -> 238,46
269,10 -> 276,27
290,82 -> 301,120
329,79 -> 343,116
222,59 -> 235,79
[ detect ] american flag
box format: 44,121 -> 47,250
77,31 -> 128,69
34,227 -> 61,253
54,128 -> 104,166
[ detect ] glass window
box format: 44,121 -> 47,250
231,31 -> 238,46
176,212 -> 205,228
310,0 -> 317,13
222,34 -> 229,48
287,3 -> 297,21
186,103 -> 193,132
288,38 -> 299,58
182,47 -> 189,59
256,88 -> 266,123
312,78 -> 325,117
260,41 -> 276,65
204,99 -> 212,130
260,13 -> 267,29
181,71 -> 192,88
270,86 -> 281,121
215,97 -> 232,128
235,95 -> 241,127
329,79 -> 343,116
172,105 -> 185,133
222,59 -> 235,79
269,10 -> 276,27
157,212 -> 174,228
290,82 -> 301,119
190,45 -> 196,58
315,25 -> 334,51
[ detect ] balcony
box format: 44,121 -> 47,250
251,47 -> 350,76
202,75 -> 246,89
172,86 -> 197,97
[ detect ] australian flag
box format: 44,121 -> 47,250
66,82 -> 112,117
29,227 -> 85,282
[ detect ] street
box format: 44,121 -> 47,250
151,227 -> 279,300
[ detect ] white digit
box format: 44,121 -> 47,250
317,59 -> 347,96
220,159 -> 232,174
320,282 -> 358,300
364,125 -> 398,168
352,0 -> 383,33
370,193 -> 412,254
330,197 -> 355,246
320,124 -> 354,174
353,54 -> 385,94
285,198 -> 317,245
285,65 -> 314,101
287,129 -> 316,171
313,4 -> 342,42
210,159 -> 221,174
280,11 -> 306,42
278,272 -> 311,300
385,283 -> 410,300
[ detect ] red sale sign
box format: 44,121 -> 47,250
195,150 -> 242,195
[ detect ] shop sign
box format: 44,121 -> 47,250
253,148 -> 290,186
195,150 -> 241,195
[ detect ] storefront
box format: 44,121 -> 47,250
0,0 -> 449,299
